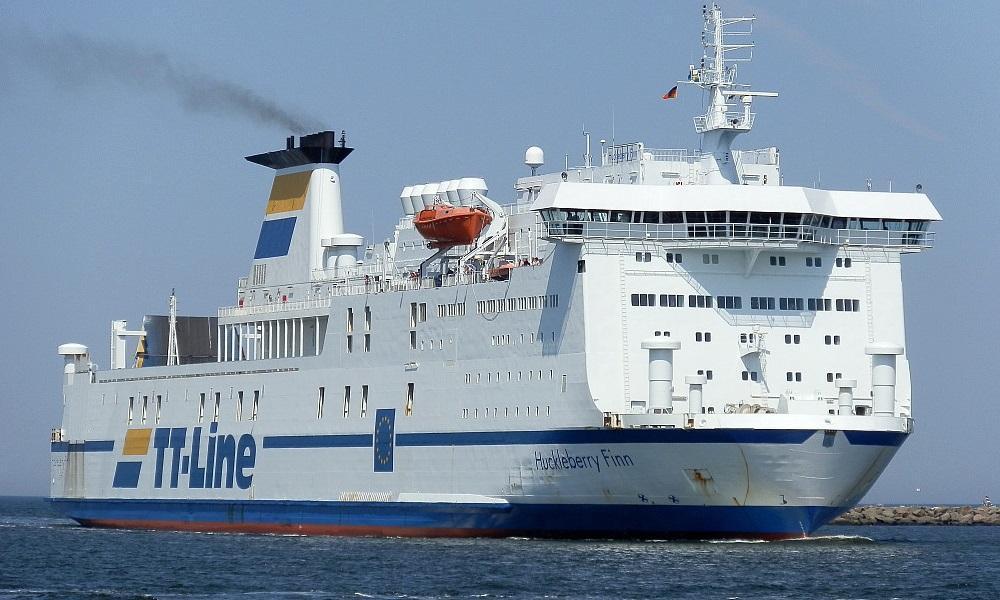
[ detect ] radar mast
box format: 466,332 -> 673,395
683,3 -> 777,184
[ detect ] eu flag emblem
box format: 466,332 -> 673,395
373,409 -> 395,472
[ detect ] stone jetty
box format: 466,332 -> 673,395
832,505 -> 1000,526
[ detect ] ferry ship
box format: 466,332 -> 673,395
49,5 -> 940,539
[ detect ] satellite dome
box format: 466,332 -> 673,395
524,146 -> 544,169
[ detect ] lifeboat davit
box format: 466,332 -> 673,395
414,203 -> 492,247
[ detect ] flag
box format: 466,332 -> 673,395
662,86 -> 678,100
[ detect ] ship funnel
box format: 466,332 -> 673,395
245,132 -> 363,283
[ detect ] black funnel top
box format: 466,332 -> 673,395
246,131 -> 353,169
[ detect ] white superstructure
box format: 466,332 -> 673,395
49,5 -> 940,539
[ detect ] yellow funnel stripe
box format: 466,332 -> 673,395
123,428 -> 153,455
266,171 -> 311,214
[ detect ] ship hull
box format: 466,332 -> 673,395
49,427 -> 906,540
50,497 -> 848,540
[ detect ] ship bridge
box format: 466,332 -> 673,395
530,182 -> 939,251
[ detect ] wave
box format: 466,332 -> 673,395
707,534 -> 875,545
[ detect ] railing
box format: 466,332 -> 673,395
643,148 -> 701,163
694,112 -> 755,133
218,268 -> 507,318
541,221 -> 934,248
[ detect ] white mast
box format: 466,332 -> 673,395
683,3 -> 776,184
166,289 -> 180,366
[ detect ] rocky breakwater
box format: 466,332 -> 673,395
832,505 -> 1000,526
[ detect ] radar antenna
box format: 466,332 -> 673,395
166,289 -> 180,366
681,3 -> 777,184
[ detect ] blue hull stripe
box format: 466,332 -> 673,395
396,428 -> 818,447
843,430 -> 909,446
51,430 -> 908,454
262,434 -> 373,449
50,440 -> 115,453
48,497 -> 847,538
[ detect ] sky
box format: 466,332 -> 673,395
0,1 -> 997,504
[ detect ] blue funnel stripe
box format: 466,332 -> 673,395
254,217 -> 296,259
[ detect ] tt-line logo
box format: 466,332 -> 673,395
112,423 -> 255,490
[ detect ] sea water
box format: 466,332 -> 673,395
1,497 -> 997,599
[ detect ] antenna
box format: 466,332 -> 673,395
679,3 -> 777,184
583,127 -> 592,168
611,106 -> 616,146
166,289 -> 179,366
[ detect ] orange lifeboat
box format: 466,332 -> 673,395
414,203 -> 492,247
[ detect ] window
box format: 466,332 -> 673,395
697,369 -> 714,380
251,390 -> 259,421
769,255 -> 787,266
361,385 -> 368,418
155,395 -> 162,424
405,383 -> 414,416
784,334 -> 801,344
836,299 -> 861,312
346,335 -> 353,353
779,297 -> 805,311
409,303 -> 417,328
635,252 -> 652,262
689,295 -> 713,308
660,294 -> 684,307
236,391 -> 243,421
347,307 -> 354,333
700,253 -> 720,264
344,386 -> 351,418
419,303 -> 427,322
317,387 -> 325,419
666,252 -> 683,263
364,334 -> 371,352
631,293 -> 655,307
364,306 -> 371,331
717,295 -> 742,309
826,372 -> 843,383
409,331 -> 417,350
751,296 -> 776,310
577,259 -> 586,273
561,374 -> 568,393
213,392 -> 221,422
786,372 -> 802,382
198,393 -> 205,423
742,371 -> 760,382
141,395 -> 148,424
695,332 -> 712,342
128,396 -> 134,425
